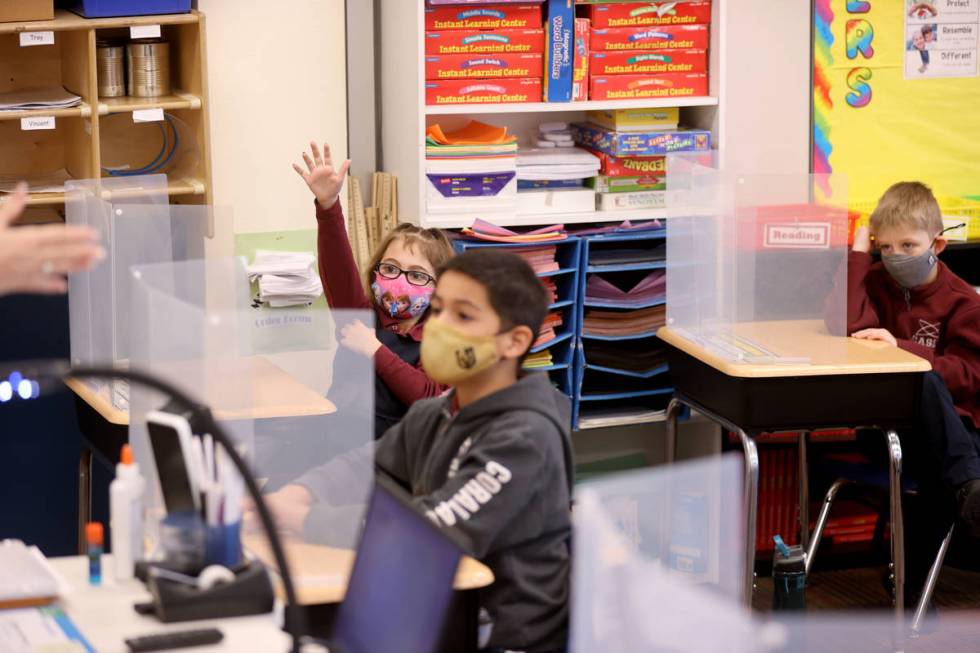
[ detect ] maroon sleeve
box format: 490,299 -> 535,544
374,345 -> 448,404
846,250 -> 882,334
316,198 -> 370,310
901,305 -> 980,409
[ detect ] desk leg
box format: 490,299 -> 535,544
886,430 -> 905,622
665,398 -> 683,464
733,428 -> 760,606
78,447 -> 92,554
798,432 -> 810,550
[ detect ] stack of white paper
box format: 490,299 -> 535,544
0,86 -> 82,111
517,147 -> 600,181
247,250 -> 323,307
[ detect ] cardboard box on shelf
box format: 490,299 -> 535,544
573,17 -> 590,101
590,24 -> 709,51
590,48 -> 707,75
0,0 -> 53,22
597,189 -> 667,210
425,53 -> 544,80
425,28 -> 546,55
589,72 -> 707,100
425,77 -> 543,105
425,3 -> 543,31
589,2 -> 712,29
584,148 -> 668,177
544,0 -> 574,102
587,107 -> 679,132
587,174 -> 666,193
572,122 -> 711,156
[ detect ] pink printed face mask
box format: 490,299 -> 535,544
371,273 -> 434,320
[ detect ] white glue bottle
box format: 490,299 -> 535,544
110,444 -> 145,581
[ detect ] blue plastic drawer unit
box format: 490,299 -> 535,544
64,0 -> 191,18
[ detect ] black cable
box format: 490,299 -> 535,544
66,365 -> 305,653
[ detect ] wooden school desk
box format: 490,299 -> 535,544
245,537 -> 495,653
66,356 -> 337,553
658,320 -> 931,610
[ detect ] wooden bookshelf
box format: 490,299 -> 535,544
0,9 -> 214,235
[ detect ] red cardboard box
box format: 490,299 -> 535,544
589,72 -> 707,100
425,78 -> 543,105
585,148 -> 667,177
425,53 -> 543,80
425,28 -> 545,55
590,49 -> 707,75
590,25 -> 709,51
573,18 -> 590,101
425,4 -> 543,31
589,2 -> 712,29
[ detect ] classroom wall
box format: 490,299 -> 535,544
194,0 -> 349,252
719,1 -> 812,177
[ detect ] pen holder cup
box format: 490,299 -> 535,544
205,520 -> 242,568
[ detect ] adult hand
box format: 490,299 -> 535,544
340,320 -> 382,357
852,226 -> 872,254
851,328 -> 897,347
0,183 -> 104,296
292,141 -> 351,210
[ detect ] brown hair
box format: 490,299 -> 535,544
870,181 -> 943,236
364,224 -> 454,296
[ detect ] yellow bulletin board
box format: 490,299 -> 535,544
813,0 -> 980,236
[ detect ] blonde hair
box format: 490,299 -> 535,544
870,181 -> 943,235
364,224 -> 454,296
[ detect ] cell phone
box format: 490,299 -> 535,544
146,410 -> 203,514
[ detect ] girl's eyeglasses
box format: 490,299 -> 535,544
375,263 -> 435,287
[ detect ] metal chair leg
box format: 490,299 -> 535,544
805,478 -> 851,576
886,430 -> 905,623
910,524 -> 954,636
734,428 -> 759,606
665,397 -> 683,465
798,431 -> 810,550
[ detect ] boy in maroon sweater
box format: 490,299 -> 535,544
848,182 -> 980,557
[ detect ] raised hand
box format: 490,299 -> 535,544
292,141 -> 352,210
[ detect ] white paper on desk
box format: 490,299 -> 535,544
0,609 -> 81,653
0,86 -> 81,111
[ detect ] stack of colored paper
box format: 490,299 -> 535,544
541,277 -> 558,304
523,349 -> 554,370
425,121 -> 519,216
534,310 -> 564,349
582,304 -> 666,337
586,341 -> 667,374
510,246 -> 559,274
460,218 -> 566,243
585,271 -> 665,307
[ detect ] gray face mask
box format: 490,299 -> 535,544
882,248 -> 937,288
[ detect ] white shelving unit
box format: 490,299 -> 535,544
379,0 -> 726,229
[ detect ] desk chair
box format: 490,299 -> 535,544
803,449 -> 956,635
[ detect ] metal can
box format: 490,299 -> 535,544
97,41 -> 125,98
127,39 -> 171,98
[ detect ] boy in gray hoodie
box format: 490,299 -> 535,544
262,249 -> 573,653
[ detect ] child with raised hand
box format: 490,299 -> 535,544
292,142 -> 454,438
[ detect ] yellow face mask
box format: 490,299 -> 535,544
421,318 -> 501,385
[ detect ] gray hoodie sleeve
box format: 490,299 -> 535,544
296,417 -> 416,544
413,411 -> 558,559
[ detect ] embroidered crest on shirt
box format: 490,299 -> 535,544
913,319 -> 940,349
